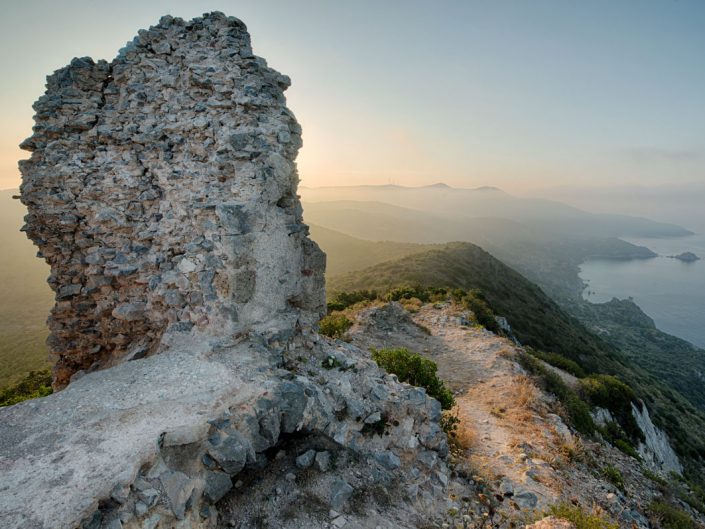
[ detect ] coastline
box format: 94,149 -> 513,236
578,233 -> 705,350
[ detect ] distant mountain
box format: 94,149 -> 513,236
303,198 -> 660,300
0,189 -> 52,387
300,184 -> 692,239
536,182 -> 705,233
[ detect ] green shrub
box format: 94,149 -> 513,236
517,350 -> 544,375
564,393 -> 596,435
527,348 -> 587,378
614,439 -> 641,460
643,468 -> 669,487
579,374 -> 636,409
518,351 -> 595,435
384,285 -> 430,303
327,290 -> 379,312
546,503 -> 619,529
601,465 -> 625,492
0,369 -> 53,407
450,288 -> 466,302
596,420 -> 641,459
371,347 -> 454,409
321,355 -> 344,370
579,375 -> 643,442
319,313 -> 353,339
462,292 -> 500,333
649,500 -> 694,529
543,370 -> 569,400
440,410 -> 460,439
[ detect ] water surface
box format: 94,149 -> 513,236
580,234 -> 705,348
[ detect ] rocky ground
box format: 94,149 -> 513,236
347,301 -> 705,528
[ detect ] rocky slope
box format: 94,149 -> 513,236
346,301 -> 705,528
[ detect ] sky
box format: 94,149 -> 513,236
1,0 -> 704,192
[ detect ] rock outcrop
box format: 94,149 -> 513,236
670,251 -> 700,262
0,334 -> 451,529
19,11 -> 324,389
631,401 -> 683,476
2,13 -> 457,529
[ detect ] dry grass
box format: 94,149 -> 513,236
452,406 -> 479,453
455,419 -> 479,452
558,437 -> 587,464
498,347 -> 517,360
500,375 -> 542,426
399,297 -> 424,313
512,375 -> 540,409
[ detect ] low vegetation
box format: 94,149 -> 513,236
578,374 -> 644,443
0,369 -> 52,407
517,351 -> 595,435
544,503 -> 619,529
326,289 -> 379,312
318,313 -> 353,339
326,285 -> 505,333
462,290 -> 500,333
648,500 -> 695,529
601,465 -> 625,492
527,347 -> 587,378
371,347 -> 454,410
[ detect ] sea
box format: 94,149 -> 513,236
579,233 -> 705,349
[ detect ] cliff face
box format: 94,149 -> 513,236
19,12 -> 325,389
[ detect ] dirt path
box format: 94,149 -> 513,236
347,301 -> 683,529
349,303 -> 567,514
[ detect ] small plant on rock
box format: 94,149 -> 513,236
321,355 -> 344,370
318,313 -> 353,339
546,503 -> 619,529
601,465 -> 625,492
648,500 -> 695,529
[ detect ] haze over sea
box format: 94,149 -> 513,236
580,232 -> 705,349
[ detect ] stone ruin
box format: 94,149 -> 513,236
19,11 -> 325,388
1,12 -> 461,529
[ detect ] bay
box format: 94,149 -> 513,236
579,233 -> 705,349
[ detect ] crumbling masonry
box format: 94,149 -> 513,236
19,12 -> 325,388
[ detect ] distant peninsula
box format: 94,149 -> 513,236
670,251 -> 700,262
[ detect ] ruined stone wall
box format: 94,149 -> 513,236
19,12 -> 325,388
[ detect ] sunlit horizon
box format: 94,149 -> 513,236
2,0 -> 704,196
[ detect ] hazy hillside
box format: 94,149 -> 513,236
570,297 -> 705,412
326,240 -> 705,481
301,184 -> 691,238
308,224 -> 433,276
0,189 -> 52,387
328,241 -> 616,370
304,199 -> 659,299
